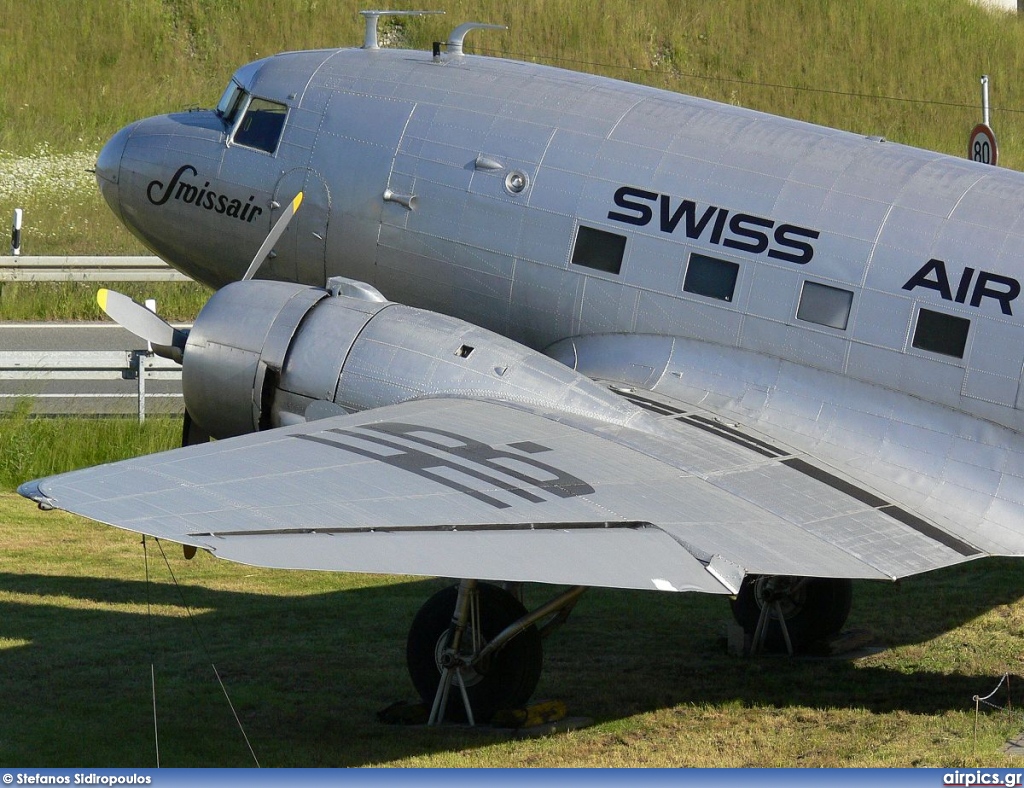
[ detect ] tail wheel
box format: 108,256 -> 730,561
731,576 -> 853,653
406,582 -> 543,723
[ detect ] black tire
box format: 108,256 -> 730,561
406,583 -> 543,723
730,576 -> 853,653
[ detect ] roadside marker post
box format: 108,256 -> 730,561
11,208 -> 22,256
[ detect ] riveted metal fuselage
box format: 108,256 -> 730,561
97,46 -> 1024,437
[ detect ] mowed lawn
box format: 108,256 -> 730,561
1,491 -> 1024,767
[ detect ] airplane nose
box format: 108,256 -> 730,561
95,123 -> 135,221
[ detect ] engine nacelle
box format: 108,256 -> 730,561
182,279 -> 643,440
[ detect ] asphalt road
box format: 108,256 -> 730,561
0,322 -> 185,416
1,322 -> 149,351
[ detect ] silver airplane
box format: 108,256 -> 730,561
19,11 -> 1024,724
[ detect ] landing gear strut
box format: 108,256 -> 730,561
730,575 -> 853,654
406,580 -> 585,724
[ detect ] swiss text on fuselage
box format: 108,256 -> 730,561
607,185 -> 820,265
147,164 -> 264,223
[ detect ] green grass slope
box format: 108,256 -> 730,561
3,0 -> 1023,154
1,0 -> 1023,258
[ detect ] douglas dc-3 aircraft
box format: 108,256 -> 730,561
19,10 -> 1024,723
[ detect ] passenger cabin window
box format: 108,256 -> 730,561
571,226 -> 626,275
912,307 -> 970,359
797,281 -> 854,330
215,81 -> 246,125
683,253 -> 739,302
233,97 -> 288,154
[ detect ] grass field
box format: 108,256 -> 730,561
3,0 -> 1024,260
3,488 -> 1024,767
2,418 -> 1024,767
4,0 -> 1024,315
5,0 -> 1024,769
6,485 -> 1024,769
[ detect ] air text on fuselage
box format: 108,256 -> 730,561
607,186 -> 820,265
902,258 -> 1020,316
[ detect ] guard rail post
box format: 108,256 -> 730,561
133,350 -> 147,423
0,349 -> 182,420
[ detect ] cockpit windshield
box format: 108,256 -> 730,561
215,81 -> 246,124
215,70 -> 288,155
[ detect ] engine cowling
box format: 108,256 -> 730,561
181,279 -> 643,440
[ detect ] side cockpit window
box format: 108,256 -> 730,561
233,97 -> 288,154
215,81 -> 246,125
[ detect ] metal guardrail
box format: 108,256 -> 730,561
1,257 -> 190,416
0,256 -> 190,282
0,350 -> 182,420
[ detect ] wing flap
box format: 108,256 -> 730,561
707,462 -> 978,578
190,525 -> 730,593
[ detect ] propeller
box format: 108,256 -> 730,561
95,289 -> 200,476
241,191 -> 303,281
96,190 -> 305,360
96,288 -> 188,363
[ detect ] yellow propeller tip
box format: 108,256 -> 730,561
293,191 -> 303,211
96,289 -> 108,310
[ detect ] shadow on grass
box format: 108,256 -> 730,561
0,556 -> 1022,767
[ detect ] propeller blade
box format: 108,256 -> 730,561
241,191 -> 303,281
96,288 -> 187,361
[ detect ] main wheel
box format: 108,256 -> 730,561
406,582 -> 543,723
731,576 -> 853,653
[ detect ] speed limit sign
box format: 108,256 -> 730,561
969,123 -> 998,166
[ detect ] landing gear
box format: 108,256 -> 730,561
406,580 -> 586,724
407,581 -> 542,724
730,575 -> 852,654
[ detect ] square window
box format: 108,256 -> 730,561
797,281 -> 854,330
571,226 -> 626,274
683,253 -> 739,301
912,308 -> 970,358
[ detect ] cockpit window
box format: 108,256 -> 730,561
232,97 -> 288,154
215,81 -> 246,125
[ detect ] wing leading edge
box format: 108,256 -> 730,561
19,397 -> 983,593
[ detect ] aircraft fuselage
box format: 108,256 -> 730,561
96,45 -> 1024,441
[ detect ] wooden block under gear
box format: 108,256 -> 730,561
491,699 -> 567,729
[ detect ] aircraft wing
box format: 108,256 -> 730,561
19,396 -> 982,594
